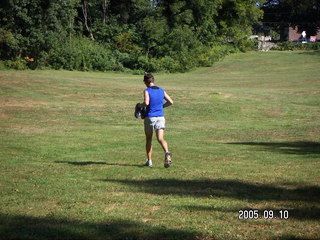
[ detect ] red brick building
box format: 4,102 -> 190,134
288,26 -> 320,41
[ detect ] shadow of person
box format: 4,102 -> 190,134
54,161 -> 143,167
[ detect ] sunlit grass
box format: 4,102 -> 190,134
1,51 -> 319,239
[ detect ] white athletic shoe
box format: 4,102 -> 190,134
144,159 -> 152,168
164,152 -> 172,168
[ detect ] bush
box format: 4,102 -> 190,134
272,42 -> 320,51
136,56 -> 160,72
45,37 -> 118,71
158,56 -> 181,73
0,61 -> 7,70
208,44 -> 238,62
1,36 -> 241,73
4,58 -> 27,70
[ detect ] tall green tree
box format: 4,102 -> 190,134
216,0 -> 263,49
0,0 -> 79,59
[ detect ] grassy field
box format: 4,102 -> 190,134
0,51 -> 319,240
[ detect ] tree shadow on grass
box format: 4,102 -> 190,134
0,214 -> 203,240
226,141 -> 320,157
297,50 -> 320,56
55,161 -> 143,167
101,178 -> 319,203
275,235 -> 316,240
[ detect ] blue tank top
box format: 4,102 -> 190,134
145,86 -> 165,117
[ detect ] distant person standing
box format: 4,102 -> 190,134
138,72 -> 173,168
302,31 -> 307,41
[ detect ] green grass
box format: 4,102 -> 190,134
1,51 -> 320,240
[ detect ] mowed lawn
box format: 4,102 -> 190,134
0,51 -> 319,240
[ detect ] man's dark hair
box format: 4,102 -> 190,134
144,72 -> 154,84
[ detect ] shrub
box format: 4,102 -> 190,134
136,56 -> 160,72
4,58 -> 27,70
158,56 -> 180,73
272,42 -> 320,51
45,37 -> 117,71
2,36 -> 242,73
209,44 -> 238,62
0,61 -> 7,70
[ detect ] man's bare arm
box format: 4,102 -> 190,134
163,91 -> 173,108
139,90 -> 149,108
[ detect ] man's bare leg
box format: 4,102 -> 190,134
156,129 -> 168,153
156,129 -> 172,168
145,131 -> 153,161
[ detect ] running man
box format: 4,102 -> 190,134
138,72 -> 173,168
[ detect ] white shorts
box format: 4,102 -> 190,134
144,117 -> 165,133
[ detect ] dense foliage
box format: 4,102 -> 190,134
261,0 -> 320,40
0,0 -> 263,72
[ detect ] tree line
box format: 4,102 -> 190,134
4,0 -> 313,72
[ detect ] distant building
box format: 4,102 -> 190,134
288,26 -> 320,42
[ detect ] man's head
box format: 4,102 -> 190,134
143,72 -> 154,86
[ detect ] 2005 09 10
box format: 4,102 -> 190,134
238,209 -> 289,219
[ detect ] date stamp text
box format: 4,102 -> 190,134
238,209 -> 289,220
